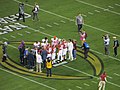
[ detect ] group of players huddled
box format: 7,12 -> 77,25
18,36 -> 77,73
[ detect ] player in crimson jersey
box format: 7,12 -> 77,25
98,72 -> 107,90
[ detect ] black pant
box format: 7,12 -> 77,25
114,47 -> 118,56
78,24 -> 82,32
47,68 -> 52,77
18,13 -> 25,22
84,48 -> 89,59
43,60 -> 46,69
33,13 -> 39,20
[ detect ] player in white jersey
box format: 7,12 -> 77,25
41,39 -> 47,48
46,44 -> 52,58
57,42 -> 63,61
67,39 -> 73,61
62,39 -> 68,60
51,45 -> 56,60
33,41 -> 40,48
51,36 -> 58,46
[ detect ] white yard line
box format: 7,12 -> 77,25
25,31 -> 31,34
88,12 -> 94,15
91,81 -> 97,84
115,4 -> 120,7
114,73 -> 120,77
46,24 -> 52,28
84,83 -> 90,87
107,75 -> 113,79
0,68 -> 57,90
17,33 -> 23,36
60,20 -> 66,23
94,10 -> 100,13
75,0 -> 120,15
108,6 -> 114,9
40,27 -> 45,30
10,35 -> 16,38
13,0 -> 120,38
76,86 -> 82,89
82,14 -> 87,17
2,37 -> 9,41
53,22 -> 59,25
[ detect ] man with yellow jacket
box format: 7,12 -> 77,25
46,58 -> 52,77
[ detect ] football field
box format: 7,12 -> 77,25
0,0 -> 120,90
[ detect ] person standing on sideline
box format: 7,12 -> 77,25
35,48 -> 42,72
46,58 -> 52,77
113,37 -> 119,56
32,3 -> 40,21
68,39 -> 74,61
76,13 -> 84,33
17,3 -> 25,22
102,34 -> 110,55
98,72 -> 107,90
82,40 -> 90,59
27,50 -> 35,71
72,39 -> 77,60
41,47 -> 48,69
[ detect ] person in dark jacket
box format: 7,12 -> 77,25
27,50 -> 35,71
41,47 -> 48,69
82,40 -> 90,59
113,37 -> 119,56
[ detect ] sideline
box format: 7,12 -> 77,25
13,0 -> 120,38
0,68 -> 57,90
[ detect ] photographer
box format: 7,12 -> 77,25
102,34 -> 110,55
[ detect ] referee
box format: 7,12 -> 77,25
17,3 -> 25,22
76,13 -> 84,33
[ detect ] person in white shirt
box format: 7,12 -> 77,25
36,49 -> 42,72
102,34 -> 110,55
51,36 -> 58,46
33,41 -> 40,49
67,39 -> 73,61
32,3 -> 40,21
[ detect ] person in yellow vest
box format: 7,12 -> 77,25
46,58 -> 52,77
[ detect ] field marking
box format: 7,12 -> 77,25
53,22 -> 59,25
76,86 -> 82,89
2,37 -> 9,40
25,31 -> 31,34
17,33 -> 23,36
60,20 -> 66,23
84,83 -> 90,86
88,12 -> 94,15
82,14 -> 87,17
75,0 -> 120,15
46,24 -> 52,27
114,73 -> 120,77
94,10 -> 100,13
91,81 -> 97,84
6,40 -> 120,88
40,27 -> 45,30
13,0 -> 120,38
107,75 -> 113,79
0,68 -> 57,90
108,6 -> 114,9
10,35 -> 16,38
115,4 -> 120,7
